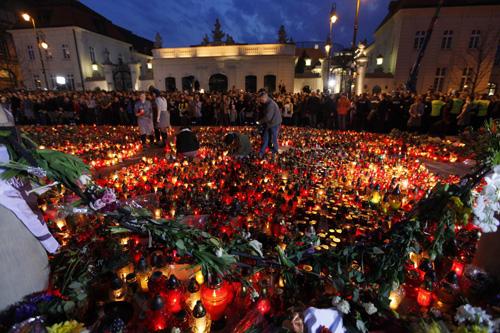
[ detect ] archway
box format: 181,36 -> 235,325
209,73 -> 228,92
113,70 -> 132,91
245,75 -> 257,93
372,85 -> 382,95
165,77 -> 176,92
264,74 -> 276,93
182,75 -> 195,92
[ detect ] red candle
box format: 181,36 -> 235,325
417,287 -> 432,307
451,261 -> 464,277
163,275 -> 184,314
200,277 -> 233,320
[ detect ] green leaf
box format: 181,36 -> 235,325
372,247 -> 384,255
63,300 -> 75,313
175,239 -> 186,250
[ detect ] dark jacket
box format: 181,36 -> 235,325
176,129 -> 200,153
259,98 -> 282,127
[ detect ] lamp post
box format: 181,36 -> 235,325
326,3 -> 338,93
325,35 -> 332,92
22,12 -> 49,90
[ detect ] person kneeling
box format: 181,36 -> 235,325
223,132 -> 251,158
176,127 -> 200,158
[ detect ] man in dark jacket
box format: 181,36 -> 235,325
257,90 -> 282,158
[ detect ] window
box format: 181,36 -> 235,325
27,45 -> 35,60
441,30 -> 453,49
0,39 -> 10,59
264,74 -> 276,93
460,67 -> 472,90
165,77 -> 176,92
433,67 -> 446,92
495,41 -> 500,65
62,44 -> 70,59
245,75 -> 257,93
89,46 -> 96,62
33,74 -> 41,89
66,74 -> 75,90
469,30 -> 480,49
414,31 -> 426,49
50,74 -> 57,89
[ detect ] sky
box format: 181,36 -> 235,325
80,0 -> 392,48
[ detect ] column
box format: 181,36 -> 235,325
356,55 -> 368,96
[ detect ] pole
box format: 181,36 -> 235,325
31,18 -> 49,90
352,0 -> 361,49
406,0 -> 444,93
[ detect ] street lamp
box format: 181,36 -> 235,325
325,35 -> 332,92
330,4 -> 338,26
376,54 -> 384,66
147,59 -> 153,70
21,12 -> 49,90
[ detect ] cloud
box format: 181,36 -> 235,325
80,0 -> 391,47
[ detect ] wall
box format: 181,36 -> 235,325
153,44 -> 295,92
366,5 -> 500,94
9,26 -> 152,91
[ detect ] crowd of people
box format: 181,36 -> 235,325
1,87 -> 498,138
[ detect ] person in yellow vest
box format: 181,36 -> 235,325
450,92 -> 464,134
473,94 -> 490,129
430,94 -> 445,132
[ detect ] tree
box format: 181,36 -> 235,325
225,34 -> 235,45
458,29 -> 500,94
295,51 -> 307,74
278,25 -> 288,44
201,34 -> 210,46
212,18 -> 225,45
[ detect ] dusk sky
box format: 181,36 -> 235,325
80,0 -> 392,47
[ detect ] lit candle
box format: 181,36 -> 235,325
191,300 -> 211,333
389,287 -> 405,310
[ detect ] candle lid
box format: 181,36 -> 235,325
150,294 -> 165,310
166,274 -> 180,290
193,300 -> 206,318
188,277 -> 200,293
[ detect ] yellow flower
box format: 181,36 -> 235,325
47,320 -> 86,333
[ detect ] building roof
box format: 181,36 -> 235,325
4,0 -> 153,55
376,0 -> 500,32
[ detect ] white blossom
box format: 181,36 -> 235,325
249,239 -> 263,257
331,296 -> 341,306
362,302 -> 377,315
215,248 -> 224,257
78,174 -> 92,185
336,300 -> 350,314
472,165 -> 500,233
455,304 -> 493,331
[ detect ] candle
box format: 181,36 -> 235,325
389,287 -> 405,310
191,300 -> 211,333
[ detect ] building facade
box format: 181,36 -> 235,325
0,6 -> 21,89
152,44 -> 296,93
7,0 -> 153,91
364,0 -> 500,95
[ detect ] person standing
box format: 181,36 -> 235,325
407,96 -> 424,132
134,93 -> 155,145
337,94 -> 350,130
153,90 -> 169,147
450,92 -> 464,134
430,94 -> 445,131
257,90 -> 282,158
282,97 -> 294,126
473,94 -> 490,129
